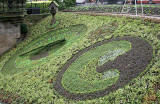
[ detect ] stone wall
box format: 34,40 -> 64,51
0,22 -> 21,55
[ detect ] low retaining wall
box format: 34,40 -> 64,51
0,22 -> 21,55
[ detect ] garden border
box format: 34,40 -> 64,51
61,11 -> 160,24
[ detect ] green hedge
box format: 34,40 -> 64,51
65,5 -> 160,15
26,2 -> 51,13
20,23 -> 28,36
54,0 -> 76,10
26,0 -> 76,13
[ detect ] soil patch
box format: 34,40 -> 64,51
54,36 -> 153,100
0,90 -> 27,104
157,35 -> 160,40
30,51 -> 49,60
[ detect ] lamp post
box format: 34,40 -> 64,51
140,0 -> 144,15
122,0 -> 143,16
135,0 -> 137,15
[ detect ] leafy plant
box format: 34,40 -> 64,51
54,0 -> 76,10
62,41 -> 130,93
0,12 -> 160,104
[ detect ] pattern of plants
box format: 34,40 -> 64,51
2,24 -> 87,75
88,22 -> 118,41
54,36 -> 153,100
0,12 -> 160,103
65,5 -> 160,15
62,41 -> 130,93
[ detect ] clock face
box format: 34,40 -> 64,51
0,21 -> 157,103
1,24 -> 87,75
54,36 -> 153,100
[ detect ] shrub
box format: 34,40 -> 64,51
26,0 -> 76,12
26,2 -> 51,13
20,23 -> 28,38
54,0 -> 76,10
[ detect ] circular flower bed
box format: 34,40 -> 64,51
0,13 -> 160,103
54,36 -> 153,100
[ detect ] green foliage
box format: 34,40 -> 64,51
0,0 -> 26,3
88,22 -> 118,42
1,24 -> 87,75
62,41 -> 131,93
26,2 -> 51,13
47,21 -> 59,29
20,23 -> 28,35
20,39 -> 65,57
21,24 -> 87,57
65,5 -> 160,15
24,14 -> 50,26
26,0 -> 76,12
54,0 -> 76,10
0,12 -> 160,103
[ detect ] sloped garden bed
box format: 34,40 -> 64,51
0,12 -> 160,104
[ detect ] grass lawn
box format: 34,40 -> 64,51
0,12 -> 160,103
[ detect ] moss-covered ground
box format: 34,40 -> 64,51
0,12 -> 160,103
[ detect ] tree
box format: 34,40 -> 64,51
54,0 -> 76,10
0,0 -> 26,9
